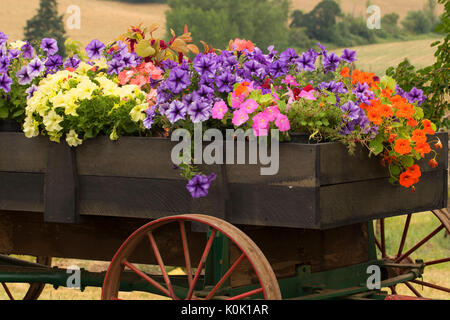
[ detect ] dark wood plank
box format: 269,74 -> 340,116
229,223 -> 369,286
319,170 -> 447,229
44,142 -> 79,223
0,133 -> 48,173
0,172 -> 44,212
319,132 -> 448,186
0,210 -> 206,266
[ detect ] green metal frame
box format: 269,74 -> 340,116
0,221 -> 425,299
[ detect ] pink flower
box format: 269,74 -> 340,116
283,75 -> 299,86
252,112 -> 269,136
232,38 -> 255,52
241,99 -> 258,114
147,88 -> 157,105
232,109 -> 249,126
130,74 -> 148,88
118,70 -> 134,85
263,106 -> 280,122
275,113 -> 290,132
231,92 -> 246,109
299,90 -> 316,101
212,100 -> 228,119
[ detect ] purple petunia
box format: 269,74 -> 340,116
269,59 -> 289,78
21,42 -> 34,59
166,100 -> 187,123
279,48 -> 299,64
41,38 -> 58,56
143,108 -> 155,129
85,39 -> 105,60
0,32 -> 8,46
0,73 -> 12,92
215,71 -> 236,93
195,85 -> 215,102
107,58 -> 125,75
193,53 -> 217,77
186,173 -> 217,198
353,83 -> 374,104
120,52 -> 139,68
340,101 -> 360,120
187,99 -> 211,123
340,49 -> 357,63
8,49 -> 20,60
296,51 -> 316,72
161,59 -> 178,71
166,67 -> 191,94
16,66 -> 33,85
64,55 -> 81,69
406,87 -> 426,106
26,85 -> 38,99
27,58 -> 44,77
0,56 -> 10,73
45,55 -> 63,74
323,52 -> 340,73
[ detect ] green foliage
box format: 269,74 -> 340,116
386,0 -> 450,129
24,0 -> 67,57
402,11 -> 433,34
165,0 -> 290,50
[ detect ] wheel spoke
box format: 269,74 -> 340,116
186,229 -> 217,300
397,214 -> 412,257
410,279 -> 450,294
395,225 -> 445,263
206,253 -> 246,300
380,219 -> 386,258
227,287 -> 264,300
404,281 -> 422,298
147,232 -> 177,299
179,221 -> 193,288
1,283 -> 14,300
374,236 -> 382,252
425,257 -> 450,266
122,260 -> 171,297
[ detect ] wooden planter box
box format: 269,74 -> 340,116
0,132 -> 447,230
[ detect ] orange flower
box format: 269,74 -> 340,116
408,118 -> 418,127
406,164 -> 421,179
422,120 -> 435,135
399,171 -> 419,188
414,142 -> 431,157
351,69 -> 361,84
394,139 -> 411,155
340,67 -> 350,78
381,88 -> 393,98
396,103 -> 415,119
232,38 -> 255,52
235,81 -> 250,96
368,109 -> 382,125
360,103 -> 370,110
429,159 -> 438,168
388,133 -> 397,143
435,140 -> 443,149
389,95 -> 407,104
377,104 -> 393,118
411,129 -> 427,144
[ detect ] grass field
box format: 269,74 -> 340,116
336,37 -> 442,75
0,211 -> 448,300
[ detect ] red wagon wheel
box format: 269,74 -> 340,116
0,255 -> 52,300
102,214 -> 281,300
375,209 -> 450,299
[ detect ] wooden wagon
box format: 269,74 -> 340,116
0,122 -> 448,300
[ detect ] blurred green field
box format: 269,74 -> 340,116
1,211 -> 448,300
336,37 -> 443,76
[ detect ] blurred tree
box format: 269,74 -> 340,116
24,0 -> 67,57
165,0 -> 290,51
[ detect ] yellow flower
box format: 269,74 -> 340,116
10,40 -> 26,50
76,62 -> 93,75
109,126 -> 119,141
43,110 -> 63,133
93,58 -> 108,70
23,116 -> 39,138
129,103 -> 147,122
66,130 -> 83,147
